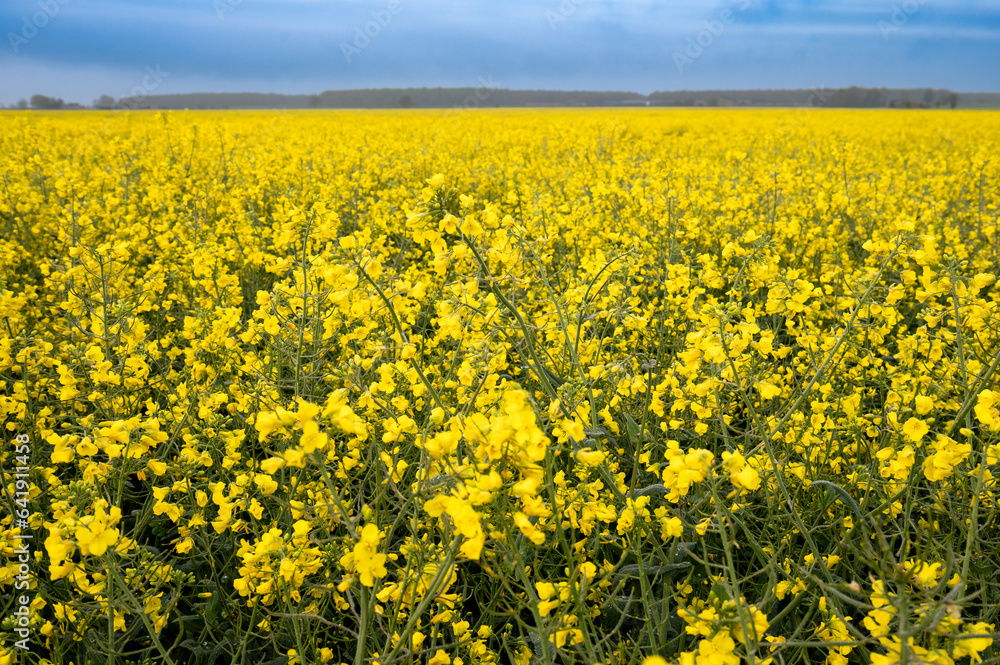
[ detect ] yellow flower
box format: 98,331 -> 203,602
44,527 -> 75,566
901,417 -> 929,442
758,382 -> 782,400
734,605 -> 770,646
428,650 -> 451,665
339,523 -> 387,587
513,512 -> 546,545
732,466 -> 761,491
76,438 -> 99,456
953,622 -> 994,663
922,435 -> 971,482
914,395 -> 933,415
75,506 -> 119,556
576,447 -> 605,466
975,389 -> 1000,431
460,215 -> 483,237
535,581 -> 556,600
260,457 -> 285,475
254,473 -> 279,495
255,411 -> 286,442
660,515 -> 684,539
863,607 -> 894,638
697,632 -> 739,665
902,559 -> 943,589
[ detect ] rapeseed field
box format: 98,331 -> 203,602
1,108 -> 1000,665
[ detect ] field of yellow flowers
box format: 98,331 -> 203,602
1,108 -> 1000,665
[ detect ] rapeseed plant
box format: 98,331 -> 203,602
0,109 -> 998,664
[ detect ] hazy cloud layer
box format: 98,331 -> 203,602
2,0 -> 999,105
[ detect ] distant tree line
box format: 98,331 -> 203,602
6,87 -> 993,111
647,87 -> 962,109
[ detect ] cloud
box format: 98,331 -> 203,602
1,0 -> 998,104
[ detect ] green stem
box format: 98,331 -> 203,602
104,560 -> 178,665
354,256 -> 452,417
462,237 -> 562,408
354,585 -> 370,665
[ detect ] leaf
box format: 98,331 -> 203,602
709,582 -> 730,603
631,483 -> 669,498
625,413 -> 641,444
260,657 -> 289,665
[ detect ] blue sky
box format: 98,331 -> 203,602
2,0 -> 999,105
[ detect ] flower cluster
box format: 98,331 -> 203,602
1,109 -> 999,664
